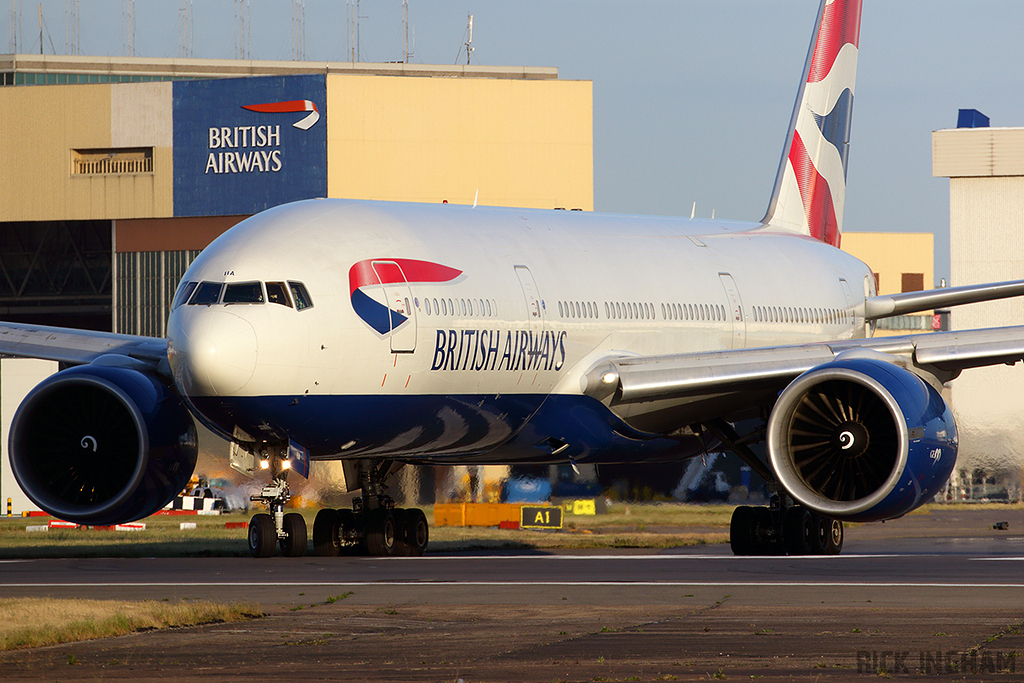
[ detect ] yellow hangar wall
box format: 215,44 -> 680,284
326,74 -> 593,210
0,81 -> 174,221
1,72 -> 592,221
842,232 -> 935,337
841,232 -> 934,295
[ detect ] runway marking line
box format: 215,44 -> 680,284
417,554 -> 898,560
7,581 -> 1024,588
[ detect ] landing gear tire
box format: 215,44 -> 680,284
729,506 -> 756,556
392,509 -> 412,556
248,513 -> 276,558
408,508 -> 429,556
280,512 -> 307,557
313,508 -> 341,557
365,508 -> 397,557
784,507 -> 815,556
337,509 -> 364,555
817,515 -> 844,555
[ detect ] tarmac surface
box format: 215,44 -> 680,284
4,508 -> 1024,681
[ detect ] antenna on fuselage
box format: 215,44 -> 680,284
472,188 -> 479,208
690,202 -> 696,220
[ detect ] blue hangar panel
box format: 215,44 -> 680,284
173,74 -> 327,217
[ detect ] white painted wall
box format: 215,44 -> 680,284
0,358 -> 57,516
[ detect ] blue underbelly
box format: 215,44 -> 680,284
188,393 -> 702,465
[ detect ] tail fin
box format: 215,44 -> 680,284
761,0 -> 862,247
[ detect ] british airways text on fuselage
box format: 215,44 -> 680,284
430,328 -> 567,372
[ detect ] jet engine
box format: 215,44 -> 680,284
767,357 -> 957,523
9,364 -> 198,526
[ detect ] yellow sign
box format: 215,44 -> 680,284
571,499 -> 596,516
520,505 -> 562,529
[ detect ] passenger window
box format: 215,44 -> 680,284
173,281 -> 198,309
266,282 -> 292,307
224,282 -> 265,304
189,281 -> 223,305
288,281 -> 314,310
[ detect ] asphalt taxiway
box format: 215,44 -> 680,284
3,509 -> 1024,681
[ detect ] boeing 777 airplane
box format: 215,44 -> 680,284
5,0 -> 1024,558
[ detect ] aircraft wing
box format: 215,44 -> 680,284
585,325 -> 1024,406
864,279 -> 1024,319
0,321 -> 168,371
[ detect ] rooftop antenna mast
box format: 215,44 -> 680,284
292,0 -> 305,61
178,0 -> 193,58
346,0 -> 354,62
464,14 -> 473,64
8,0 -> 21,53
402,0 -> 413,63
121,0 -> 134,57
65,0 -> 78,55
234,0 -> 250,60
346,0 -> 365,62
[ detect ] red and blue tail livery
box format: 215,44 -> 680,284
349,258 -> 462,335
763,0 -> 861,248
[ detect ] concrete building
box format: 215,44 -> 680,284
934,124 -> 1024,497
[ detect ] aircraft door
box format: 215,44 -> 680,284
718,272 -> 746,348
371,260 -> 417,353
514,265 -> 545,332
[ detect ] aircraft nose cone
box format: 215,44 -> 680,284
171,309 -> 258,396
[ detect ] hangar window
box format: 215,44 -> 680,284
189,282 -> 223,306
266,282 -> 292,307
288,282 -> 314,311
72,147 -> 153,175
223,282 -> 264,304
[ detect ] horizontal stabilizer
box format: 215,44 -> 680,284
864,279 -> 1024,320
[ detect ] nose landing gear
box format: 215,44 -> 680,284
247,447 -> 308,558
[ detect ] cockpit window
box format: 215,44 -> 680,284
172,281 -> 198,309
288,281 -> 313,310
266,282 -> 292,307
223,281 -> 265,304
189,281 -> 224,305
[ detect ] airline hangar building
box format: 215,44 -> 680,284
0,55 -> 593,337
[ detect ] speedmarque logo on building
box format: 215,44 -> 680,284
204,99 -> 320,174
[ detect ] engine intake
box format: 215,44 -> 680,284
9,365 -> 198,526
767,358 -> 957,522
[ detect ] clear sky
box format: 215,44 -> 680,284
7,1 -> 1024,284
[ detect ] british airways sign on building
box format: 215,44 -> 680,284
173,75 -> 327,217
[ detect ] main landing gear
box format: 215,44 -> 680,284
729,498 -> 843,556
698,419 -> 843,556
311,459 -> 428,557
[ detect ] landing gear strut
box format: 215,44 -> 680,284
310,459 -> 429,558
247,445 -> 307,558
698,420 -> 844,557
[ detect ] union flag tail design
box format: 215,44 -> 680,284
761,0 -> 862,247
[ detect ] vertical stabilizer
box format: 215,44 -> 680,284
761,0 -> 862,247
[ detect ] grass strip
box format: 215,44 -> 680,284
0,598 -> 263,651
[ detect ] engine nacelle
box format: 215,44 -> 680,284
767,358 -> 957,522
9,365 -> 198,525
